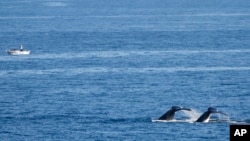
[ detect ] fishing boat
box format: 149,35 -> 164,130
6,44 -> 30,55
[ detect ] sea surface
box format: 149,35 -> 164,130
0,0 -> 250,140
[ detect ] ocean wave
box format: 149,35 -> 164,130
0,16 -> 55,19
1,67 -> 250,77
1,49 -> 250,61
43,2 -> 67,7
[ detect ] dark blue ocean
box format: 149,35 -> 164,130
1,0 -> 250,140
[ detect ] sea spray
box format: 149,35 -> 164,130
182,109 -> 201,122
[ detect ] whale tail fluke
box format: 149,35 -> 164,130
196,107 -> 228,122
158,106 -> 192,120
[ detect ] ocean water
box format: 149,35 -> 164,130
0,0 -> 250,140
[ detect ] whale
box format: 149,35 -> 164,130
158,106 -> 192,120
196,107 -> 228,122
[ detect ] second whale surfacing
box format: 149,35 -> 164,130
158,106 -> 192,120
196,107 -> 228,123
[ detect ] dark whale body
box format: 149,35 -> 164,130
158,106 -> 191,120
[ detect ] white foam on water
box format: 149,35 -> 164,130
182,109 -> 201,122
1,66 -> 250,77
151,119 -> 194,123
43,2 -> 67,7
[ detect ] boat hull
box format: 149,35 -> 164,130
7,50 -> 30,55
